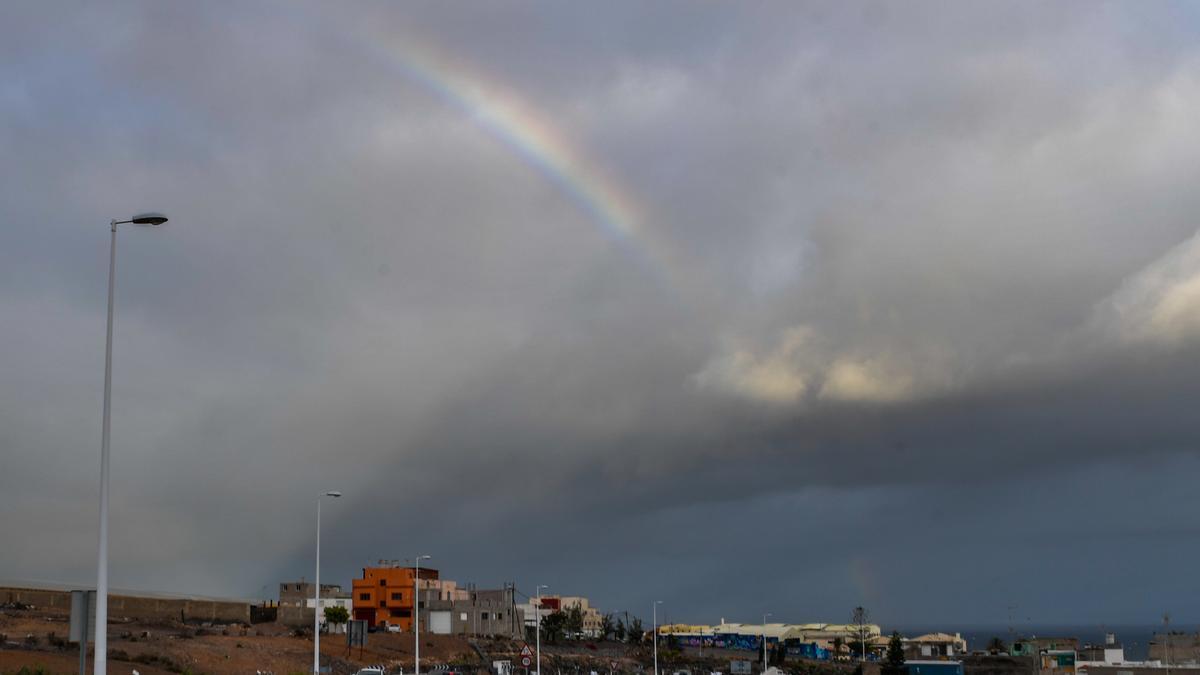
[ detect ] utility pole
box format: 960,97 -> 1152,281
1164,613 -> 1172,675
1007,605 -> 1016,654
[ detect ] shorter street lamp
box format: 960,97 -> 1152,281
653,601 -> 663,675
314,491 -> 342,675
762,612 -> 772,673
536,585 -> 550,675
414,555 -> 432,675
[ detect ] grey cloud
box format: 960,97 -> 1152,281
5,1 -> 1200,626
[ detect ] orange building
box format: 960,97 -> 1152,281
351,564 -> 440,629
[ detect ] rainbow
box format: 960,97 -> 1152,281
848,556 -> 879,608
367,32 -> 690,292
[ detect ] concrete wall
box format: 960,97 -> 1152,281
962,654 -> 1038,675
1,586 -> 250,624
279,605 -> 316,628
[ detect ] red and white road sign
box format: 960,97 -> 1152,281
521,657 -> 532,667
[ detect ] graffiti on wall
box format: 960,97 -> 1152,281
786,642 -> 831,660
712,634 -> 767,651
672,636 -> 716,649
669,633 -> 840,662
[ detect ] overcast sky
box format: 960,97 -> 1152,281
5,1 -> 1200,630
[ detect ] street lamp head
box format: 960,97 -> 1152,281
416,554 -> 431,561
325,491 -> 342,498
130,212 -> 168,226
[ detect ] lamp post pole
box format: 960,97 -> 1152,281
536,585 -> 549,675
314,491 -> 342,675
415,555 -> 431,675
653,601 -> 662,675
762,612 -> 772,673
94,213 -> 167,675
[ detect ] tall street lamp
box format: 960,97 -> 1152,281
653,600 -> 663,675
762,612 -> 772,673
94,212 -> 168,675
414,555 -> 432,675
536,584 -> 549,675
314,491 -> 342,674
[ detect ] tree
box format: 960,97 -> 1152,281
324,605 -> 349,626
852,607 -> 871,662
614,618 -> 626,643
987,637 -> 1006,655
771,641 -> 787,667
600,613 -> 616,641
628,617 -> 645,644
882,632 -> 905,675
833,636 -> 846,661
565,603 -> 585,637
541,610 -> 567,644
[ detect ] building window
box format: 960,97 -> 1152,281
498,613 -> 503,620
418,601 -> 424,609
359,593 -> 370,601
379,600 -> 386,608
482,612 -> 489,620
380,579 -> 386,587
392,593 -> 402,601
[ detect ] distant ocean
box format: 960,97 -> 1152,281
891,625 -> 1197,662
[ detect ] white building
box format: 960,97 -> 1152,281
308,596 -> 353,633
517,595 -> 604,637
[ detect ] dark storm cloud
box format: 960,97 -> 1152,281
4,1 -> 1200,625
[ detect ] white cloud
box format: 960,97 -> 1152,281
818,356 -> 916,403
695,327 -> 925,405
1096,229 -> 1200,345
693,327 -> 813,404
